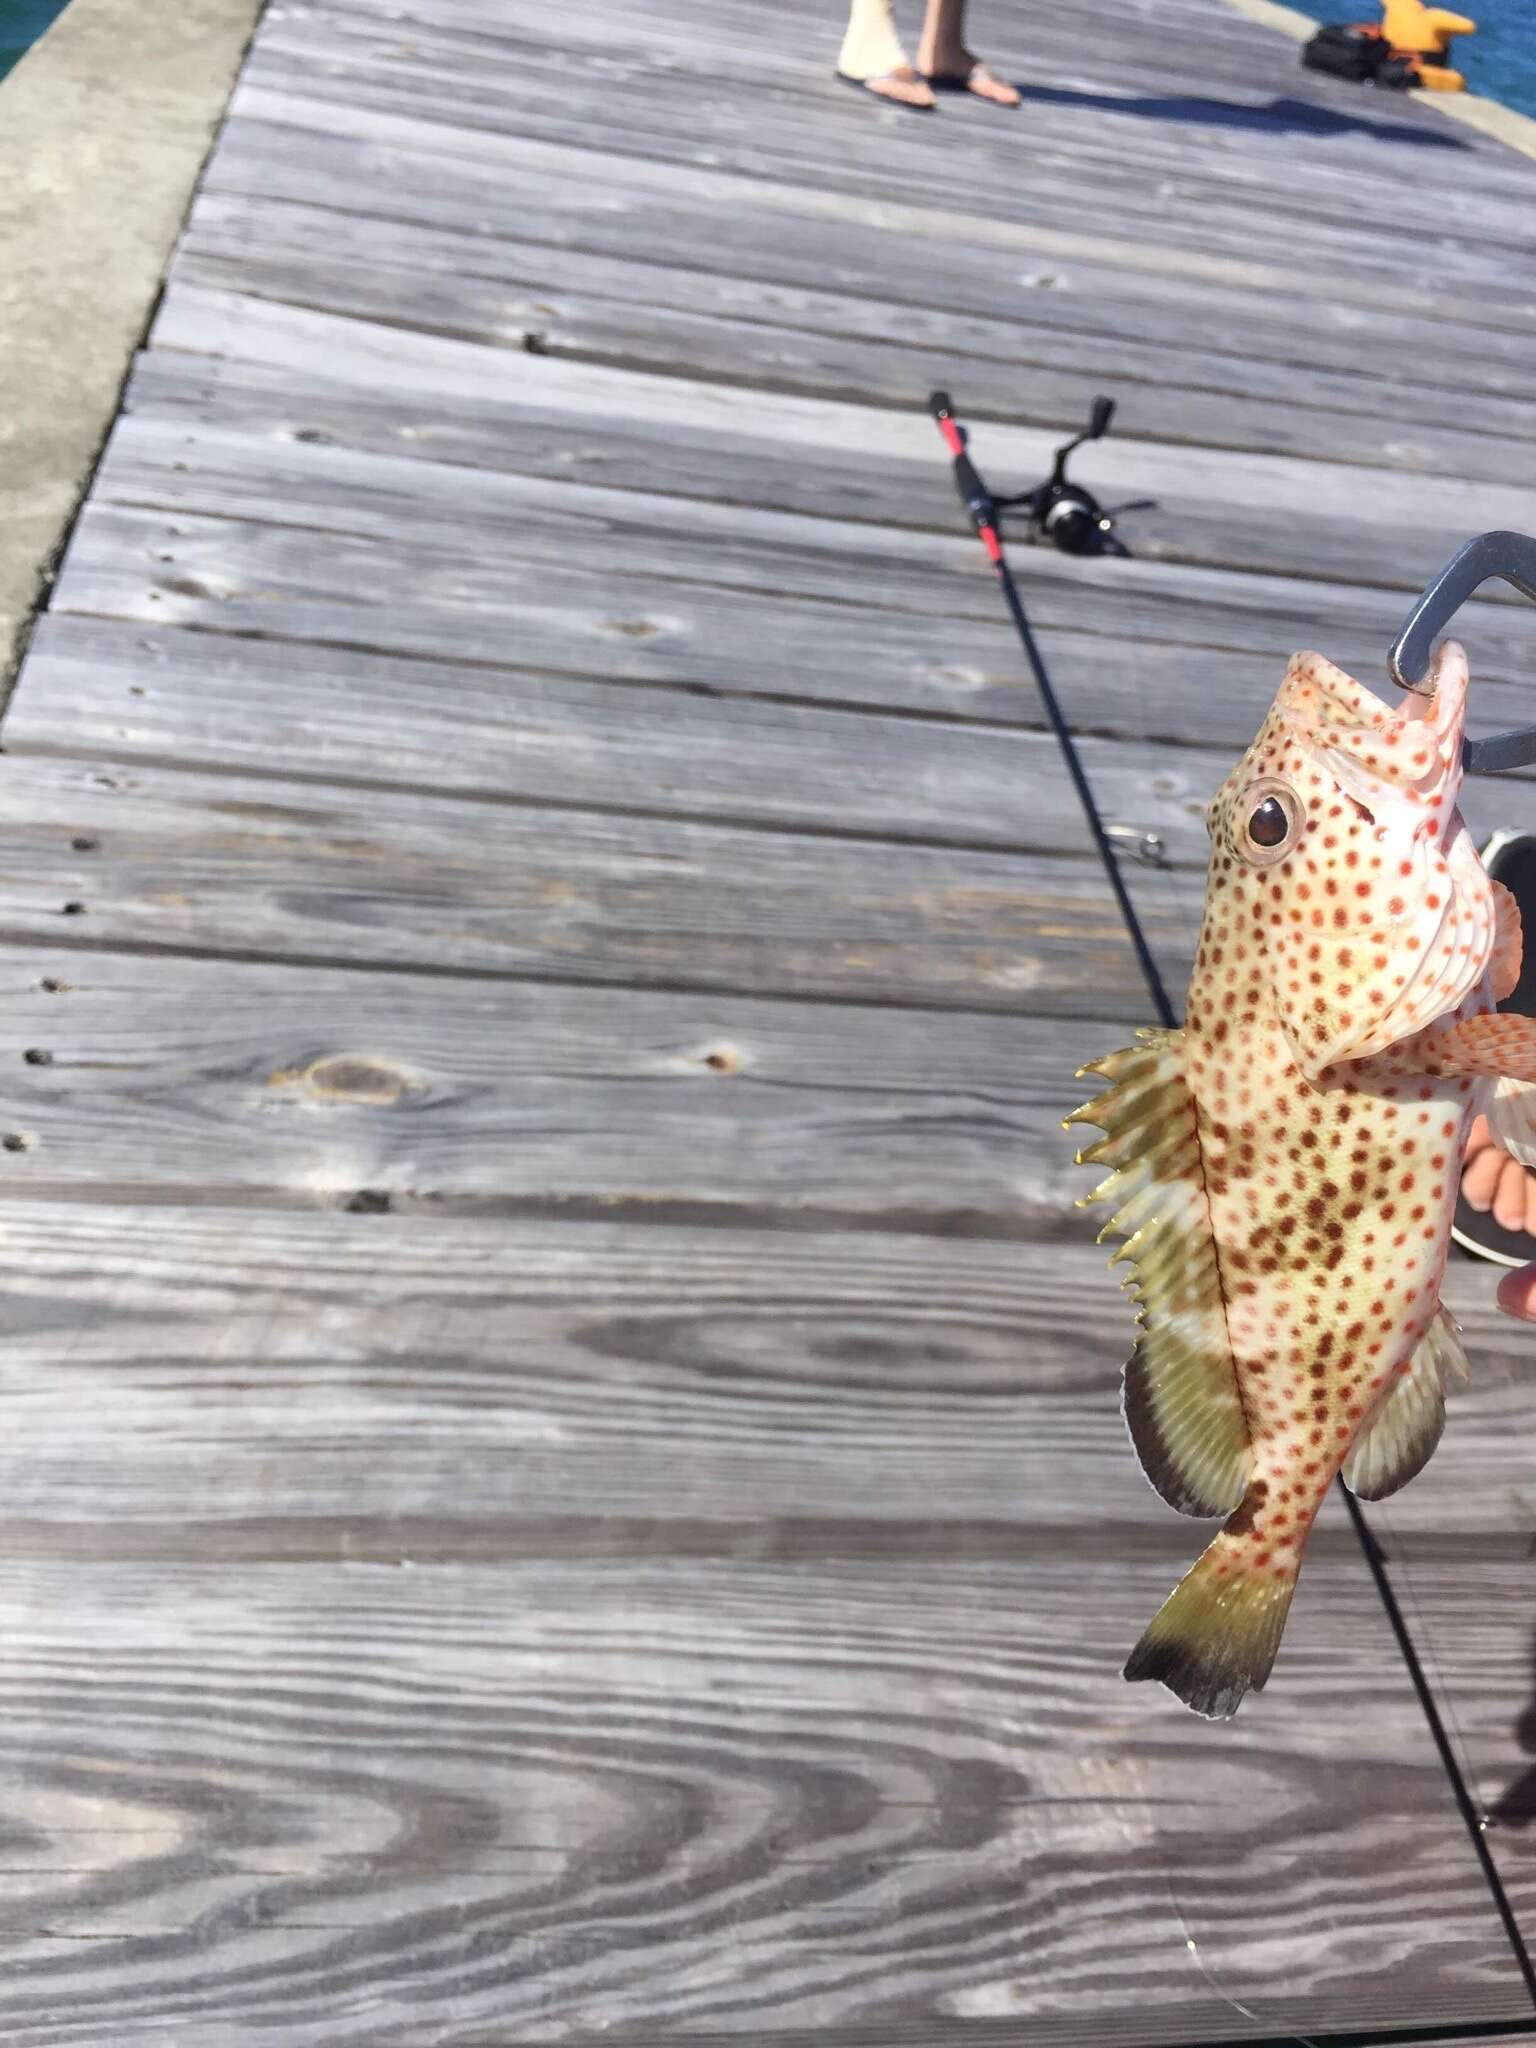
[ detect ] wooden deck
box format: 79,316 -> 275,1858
7,0 -> 1536,2038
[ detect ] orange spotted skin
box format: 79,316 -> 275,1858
1184,647 -> 1491,1579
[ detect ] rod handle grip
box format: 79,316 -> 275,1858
928,390 -> 993,527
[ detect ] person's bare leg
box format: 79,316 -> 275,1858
837,0 -> 936,105
916,0 -> 1021,102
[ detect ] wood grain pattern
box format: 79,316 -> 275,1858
136,281 -> 1536,582
209,80 -> 1535,315
0,751 -> 1197,1017
9,616 -> 1225,867
244,0 -> 1533,231
12,617 -> 1536,891
0,947 -> 1091,1229
168,172 -> 1536,487
0,1207 -> 1515,2044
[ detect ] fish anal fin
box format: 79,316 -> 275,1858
1069,1029 -> 1250,1520
1343,1306 -> 1465,1501
1492,879 -> 1523,1003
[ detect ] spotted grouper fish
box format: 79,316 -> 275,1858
1068,641 -> 1536,1718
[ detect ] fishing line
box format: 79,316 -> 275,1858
930,395 -> 1536,2020
1375,1492 -> 1491,1833
1163,1873 -> 1323,2048
928,390 -> 1177,1032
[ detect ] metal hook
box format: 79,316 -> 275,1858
1388,530 -> 1536,773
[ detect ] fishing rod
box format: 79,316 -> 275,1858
928,389 -> 1177,1031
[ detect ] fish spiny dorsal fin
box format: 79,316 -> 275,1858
1067,1029 -> 1250,1518
1342,1306 -> 1467,1501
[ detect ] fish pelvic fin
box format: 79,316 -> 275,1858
1125,1489 -> 1300,1719
1068,1028 -> 1250,1520
1343,1304 -> 1465,1501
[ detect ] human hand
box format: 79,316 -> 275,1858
1462,1114 -> 1536,1235
1460,1116 -> 1536,1319
1498,1266 -> 1536,1320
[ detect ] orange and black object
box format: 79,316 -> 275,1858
928,388 -> 1176,1030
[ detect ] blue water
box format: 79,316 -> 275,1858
1284,0 -> 1536,117
0,0 -> 72,83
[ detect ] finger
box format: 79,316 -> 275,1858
1462,1142 -> 1507,1210
1524,1166 -> 1536,1238
1498,1265 -> 1536,1320
1493,1155 -> 1529,1233
1465,1113 -> 1492,1158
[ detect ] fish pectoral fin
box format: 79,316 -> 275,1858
1393,1010 -> 1536,1084
1343,1306 -> 1465,1501
1068,1028 -> 1249,1519
1492,880 -> 1524,1003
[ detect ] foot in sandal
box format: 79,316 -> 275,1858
916,45 -> 1021,103
835,64 -> 937,108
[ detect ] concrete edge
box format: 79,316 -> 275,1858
1217,0 -> 1536,162
0,0 -> 268,696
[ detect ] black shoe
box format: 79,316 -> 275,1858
1451,831 -> 1536,1266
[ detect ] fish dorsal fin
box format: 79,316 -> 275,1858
1343,1306 -> 1468,1501
1068,1029 -> 1250,1518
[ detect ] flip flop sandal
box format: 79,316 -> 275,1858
920,63 -> 1020,100
834,68 -> 935,109
1452,828 -> 1536,1265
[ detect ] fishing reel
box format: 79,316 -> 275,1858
994,396 -> 1127,556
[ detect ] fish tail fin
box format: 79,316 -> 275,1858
1124,1491 -> 1300,1720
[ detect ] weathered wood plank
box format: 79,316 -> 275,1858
165,196 -> 1536,485
30,494 -> 1319,738
176,173 -> 1536,428
382,0 -> 1519,179
0,751 -> 1199,1017
0,602 -> 1151,852
210,36 -> 1536,301
0,946 -> 1092,1229
207,91 -> 1536,326
8,617 -> 1222,866
243,0 -> 1536,259
53,395 -> 1536,752
0,1552 -> 1516,2046
99,383 -> 1536,606
0,1208 -> 1517,2042
140,282 -> 1536,569
13,617 -> 1536,881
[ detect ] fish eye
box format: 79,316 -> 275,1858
1237,780 -> 1303,867
1249,797 -> 1289,847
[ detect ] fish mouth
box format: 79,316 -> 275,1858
1397,640 -> 1471,795
1281,643 -> 1469,795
